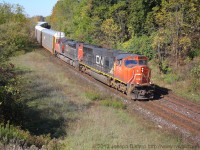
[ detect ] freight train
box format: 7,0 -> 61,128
35,22 -> 154,100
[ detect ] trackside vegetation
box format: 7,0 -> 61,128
0,1 -> 30,131
0,2 -> 58,149
84,91 -> 126,109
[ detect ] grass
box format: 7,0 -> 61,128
65,107 -> 184,150
84,91 -> 102,101
84,91 -> 126,109
3,49 -> 189,149
100,99 -> 126,109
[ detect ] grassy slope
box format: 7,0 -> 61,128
11,49 -> 186,149
150,59 -> 200,103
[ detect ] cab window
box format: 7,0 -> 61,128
139,60 -> 147,65
125,60 -> 137,68
116,60 -> 122,66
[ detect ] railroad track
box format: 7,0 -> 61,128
39,49 -> 200,146
156,88 -> 200,114
138,100 -> 200,134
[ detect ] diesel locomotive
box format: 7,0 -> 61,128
35,22 -> 154,100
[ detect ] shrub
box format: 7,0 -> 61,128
84,91 -> 102,101
0,64 -> 23,124
190,63 -> 200,91
0,122 -> 28,145
120,35 -> 155,60
163,73 -> 179,84
100,99 -> 126,109
0,122 -> 59,149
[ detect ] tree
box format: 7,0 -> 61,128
101,18 -> 121,47
127,0 -> 161,36
0,2 -> 30,125
153,0 -> 199,71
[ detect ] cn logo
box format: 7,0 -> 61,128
96,55 -> 104,65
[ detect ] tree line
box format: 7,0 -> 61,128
0,2 -> 32,125
48,0 -> 199,73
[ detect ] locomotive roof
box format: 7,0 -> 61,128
82,42 -> 144,59
83,43 -> 122,54
66,40 -> 77,47
62,39 -> 78,47
83,43 -> 102,49
116,53 -> 141,60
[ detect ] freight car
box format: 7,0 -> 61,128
35,22 -> 50,44
35,22 -> 65,54
35,22 -> 154,100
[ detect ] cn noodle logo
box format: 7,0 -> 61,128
96,55 -> 104,65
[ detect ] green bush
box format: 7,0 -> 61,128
100,99 -> 126,109
0,2 -> 31,63
84,91 -> 102,101
120,35 -> 155,60
0,64 -> 23,124
0,122 -> 28,144
0,122 -> 57,148
163,73 -> 180,84
190,63 -> 200,91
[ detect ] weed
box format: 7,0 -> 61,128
84,91 -> 102,101
100,99 -> 126,109
163,73 -> 179,84
0,122 -> 51,148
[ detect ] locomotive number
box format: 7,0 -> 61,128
96,55 -> 104,65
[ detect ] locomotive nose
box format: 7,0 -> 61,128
133,66 -> 150,84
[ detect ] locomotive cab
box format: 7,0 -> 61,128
114,54 -> 154,100
54,37 -> 67,54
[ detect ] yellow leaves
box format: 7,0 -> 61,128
101,18 -> 121,38
100,18 -> 122,46
180,36 -> 191,51
152,28 -> 168,50
121,40 -> 132,50
0,40 -> 7,46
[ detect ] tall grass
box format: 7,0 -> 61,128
100,99 -> 126,109
84,91 -> 102,101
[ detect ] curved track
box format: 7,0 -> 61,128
40,49 -> 200,146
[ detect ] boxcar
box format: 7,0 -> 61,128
35,25 -> 45,44
42,29 -> 65,54
35,22 -> 50,44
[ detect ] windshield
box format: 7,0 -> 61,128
139,60 -> 147,65
125,60 -> 137,68
125,59 -> 147,68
